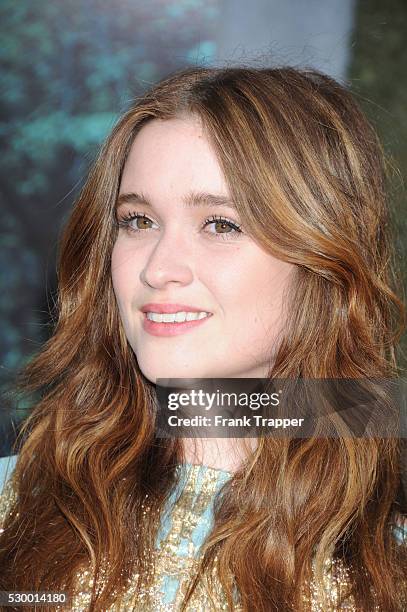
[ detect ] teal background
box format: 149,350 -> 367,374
0,0 -> 221,452
0,0 -> 406,454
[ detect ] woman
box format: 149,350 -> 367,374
0,65 -> 406,610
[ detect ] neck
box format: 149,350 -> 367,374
182,436 -> 258,473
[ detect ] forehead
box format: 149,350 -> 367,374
119,117 -> 229,197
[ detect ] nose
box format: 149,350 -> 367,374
140,231 -> 194,289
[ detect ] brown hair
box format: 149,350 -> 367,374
0,66 -> 406,610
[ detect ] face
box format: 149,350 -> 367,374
111,116 -> 293,383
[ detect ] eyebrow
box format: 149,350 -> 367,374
116,190 -> 236,210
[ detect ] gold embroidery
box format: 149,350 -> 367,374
0,464 -> 392,610
0,476 -> 18,533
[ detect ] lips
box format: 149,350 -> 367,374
140,303 -> 213,337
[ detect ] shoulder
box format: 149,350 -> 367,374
0,454 -> 18,496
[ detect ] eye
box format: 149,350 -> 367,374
115,211 -> 244,241
202,215 -> 243,240
116,211 -> 159,234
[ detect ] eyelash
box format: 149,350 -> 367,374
116,211 -> 244,241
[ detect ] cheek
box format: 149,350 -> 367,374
231,260 -> 292,335
111,243 -> 135,306
255,266 -> 292,340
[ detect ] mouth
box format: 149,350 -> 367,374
140,305 -> 213,337
145,310 -> 211,323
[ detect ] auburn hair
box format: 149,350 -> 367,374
0,66 -> 406,610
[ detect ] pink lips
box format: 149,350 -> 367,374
140,303 -> 213,337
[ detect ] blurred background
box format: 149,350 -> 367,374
1,0 -> 406,456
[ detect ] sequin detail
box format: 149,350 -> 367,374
0,477 -> 18,535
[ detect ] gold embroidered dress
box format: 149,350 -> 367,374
0,455 -> 405,610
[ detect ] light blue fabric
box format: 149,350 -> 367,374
0,454 -> 18,495
156,462 -> 231,552
156,463 -> 232,604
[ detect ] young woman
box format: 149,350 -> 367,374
0,65 -> 406,611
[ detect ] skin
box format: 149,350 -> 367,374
111,116 -> 295,471
111,116 -> 294,384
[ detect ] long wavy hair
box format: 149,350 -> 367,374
0,66 -> 406,611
